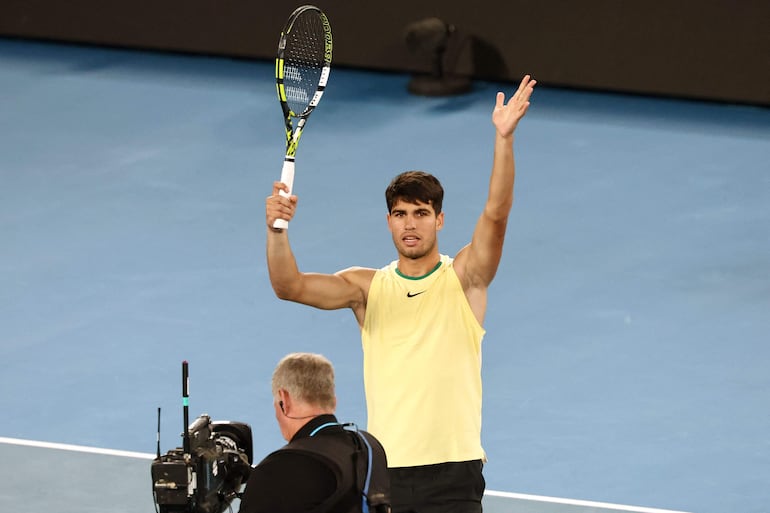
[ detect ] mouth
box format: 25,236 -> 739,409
402,235 -> 420,247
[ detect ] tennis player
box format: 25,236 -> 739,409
265,75 -> 536,513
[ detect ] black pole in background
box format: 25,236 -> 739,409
182,360 -> 190,454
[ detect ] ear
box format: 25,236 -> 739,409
277,389 -> 289,410
436,211 -> 445,231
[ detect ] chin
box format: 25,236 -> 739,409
399,247 -> 427,260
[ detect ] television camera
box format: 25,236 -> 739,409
151,361 -> 253,513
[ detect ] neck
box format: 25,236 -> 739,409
284,410 -> 334,441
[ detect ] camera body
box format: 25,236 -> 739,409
152,414 -> 253,513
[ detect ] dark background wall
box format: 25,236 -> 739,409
2,0 -> 768,105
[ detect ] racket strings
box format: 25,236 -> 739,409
283,13 -> 327,115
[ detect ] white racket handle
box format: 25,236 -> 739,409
273,158 -> 295,230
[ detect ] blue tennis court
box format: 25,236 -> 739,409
1,38 -> 768,513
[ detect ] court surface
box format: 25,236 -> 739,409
1,38 -> 769,513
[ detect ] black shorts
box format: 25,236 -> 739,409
388,460 -> 485,513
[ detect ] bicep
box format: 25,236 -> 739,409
456,212 -> 508,288
290,272 -> 363,310
288,267 -> 371,312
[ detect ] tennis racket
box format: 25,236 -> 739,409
273,5 -> 333,229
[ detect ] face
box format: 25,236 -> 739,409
387,199 -> 444,260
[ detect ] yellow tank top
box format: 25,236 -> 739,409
362,254 -> 486,467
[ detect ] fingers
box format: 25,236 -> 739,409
517,74 -> 533,94
521,77 -> 536,103
492,75 -> 536,136
495,91 -> 506,110
267,182 -> 297,229
512,75 -> 536,106
272,180 -> 290,196
497,75 -> 536,111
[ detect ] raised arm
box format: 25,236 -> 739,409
266,181 -> 372,324
455,75 -> 536,291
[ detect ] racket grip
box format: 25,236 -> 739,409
273,158 -> 295,230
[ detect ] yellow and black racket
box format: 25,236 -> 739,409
273,5 -> 333,229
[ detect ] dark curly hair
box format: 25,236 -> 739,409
385,171 -> 444,214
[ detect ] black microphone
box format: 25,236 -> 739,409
279,400 -> 318,420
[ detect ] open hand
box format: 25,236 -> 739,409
492,75 -> 536,138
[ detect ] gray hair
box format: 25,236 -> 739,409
271,353 -> 335,410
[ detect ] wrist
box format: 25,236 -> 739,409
496,132 -> 514,147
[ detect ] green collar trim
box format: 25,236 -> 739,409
395,260 -> 442,280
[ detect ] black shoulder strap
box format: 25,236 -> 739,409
343,424 -> 391,513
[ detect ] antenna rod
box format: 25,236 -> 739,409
156,407 -> 162,459
182,360 -> 190,454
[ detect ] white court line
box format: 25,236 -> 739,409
0,437 -> 691,513
0,436 -> 155,460
485,490 -> 692,513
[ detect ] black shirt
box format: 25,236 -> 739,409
238,415 -> 353,513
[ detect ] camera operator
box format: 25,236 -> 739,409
238,353 -> 390,513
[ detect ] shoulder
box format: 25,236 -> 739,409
336,266 -> 377,279
255,448 -> 335,477
240,451 -> 337,513
336,266 -> 378,292
360,429 -> 387,454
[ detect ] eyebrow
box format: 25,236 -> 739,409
391,207 -> 432,215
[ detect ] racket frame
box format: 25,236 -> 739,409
273,5 -> 333,229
